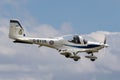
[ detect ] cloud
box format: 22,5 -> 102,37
96,31 -> 120,72
1,19 -> 120,80
0,17 -> 120,80
32,24 -> 60,37
60,22 -> 73,34
0,77 -> 36,80
0,19 -> 17,55
0,0 -> 120,80
0,4 -> 73,80
0,64 -> 30,72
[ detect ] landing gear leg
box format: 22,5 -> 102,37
85,53 -> 97,61
71,52 -> 80,61
90,53 -> 95,61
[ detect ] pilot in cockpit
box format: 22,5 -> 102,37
70,35 -> 87,44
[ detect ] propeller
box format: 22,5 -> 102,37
103,36 -> 109,47
104,36 -> 107,44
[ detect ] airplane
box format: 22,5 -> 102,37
9,20 -> 109,61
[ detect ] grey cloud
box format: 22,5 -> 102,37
0,0 -> 120,79
0,18 -> 120,80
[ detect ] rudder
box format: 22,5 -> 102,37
9,20 -> 25,40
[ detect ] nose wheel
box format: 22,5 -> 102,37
90,59 -> 95,61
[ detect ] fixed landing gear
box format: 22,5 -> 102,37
60,52 -> 71,58
60,52 -> 80,61
74,58 -> 79,61
91,59 -> 95,61
65,54 -> 70,58
85,53 -> 97,61
91,53 -> 96,61
72,56 -> 80,61
68,55 -> 80,61
72,52 -> 80,61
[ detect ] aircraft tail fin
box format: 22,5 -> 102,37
9,20 -> 25,40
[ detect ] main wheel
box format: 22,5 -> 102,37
74,58 -> 79,61
65,54 -> 70,58
91,59 -> 95,61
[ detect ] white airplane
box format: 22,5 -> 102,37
9,20 -> 109,61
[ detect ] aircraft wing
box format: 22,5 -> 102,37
57,46 -> 86,61
58,45 -> 86,54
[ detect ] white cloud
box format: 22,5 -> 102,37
32,24 -> 60,37
0,17 -> 120,79
93,31 -> 120,35
0,0 -> 120,80
0,64 -> 30,72
18,77 -> 36,80
0,19 -> 17,55
0,77 -> 37,80
60,22 -> 73,34
91,31 -> 120,73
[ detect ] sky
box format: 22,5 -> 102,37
0,0 -> 120,80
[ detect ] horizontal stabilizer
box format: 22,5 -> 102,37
13,40 -> 33,44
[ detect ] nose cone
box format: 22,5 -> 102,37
100,43 -> 109,48
104,44 -> 109,48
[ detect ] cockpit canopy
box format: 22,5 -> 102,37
63,35 -> 87,44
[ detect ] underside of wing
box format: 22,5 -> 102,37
58,47 -> 81,61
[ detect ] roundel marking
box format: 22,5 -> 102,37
49,40 -> 54,45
